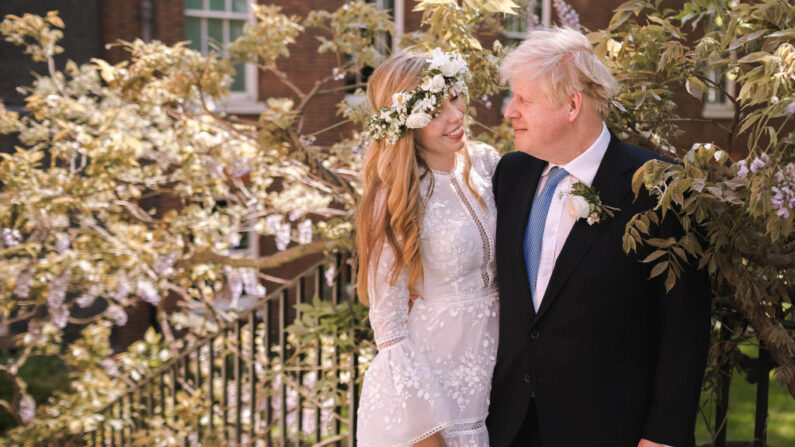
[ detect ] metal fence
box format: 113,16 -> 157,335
78,253 -> 790,447
82,252 -> 359,447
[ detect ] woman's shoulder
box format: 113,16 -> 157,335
466,140 -> 501,177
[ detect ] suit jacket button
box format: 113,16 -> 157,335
523,373 -> 533,384
530,330 -> 540,340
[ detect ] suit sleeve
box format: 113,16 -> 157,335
642,212 -> 711,447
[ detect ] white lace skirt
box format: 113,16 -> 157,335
357,290 -> 498,447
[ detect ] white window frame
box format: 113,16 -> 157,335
702,69 -> 736,119
185,0 -> 265,114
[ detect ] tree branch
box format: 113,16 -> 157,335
178,240 -> 332,270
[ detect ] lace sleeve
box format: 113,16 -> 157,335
358,241 -> 457,445
367,242 -> 410,350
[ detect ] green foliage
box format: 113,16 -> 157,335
606,0 -> 794,404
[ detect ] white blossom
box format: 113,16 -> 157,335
136,279 -> 161,305
297,219 -> 313,244
241,268 -> 266,298
406,112 -> 433,129
324,264 -> 336,287
76,290 -> 97,308
227,268 -> 244,306
2,228 -> 21,247
154,254 -> 176,276
391,91 -> 411,107
430,74 -> 446,93
52,305 -> 69,329
264,214 -> 283,234
55,233 -> 70,254
109,272 -> 131,301
99,358 -> 120,378
19,394 -> 35,424
47,270 -> 70,309
275,221 -> 291,251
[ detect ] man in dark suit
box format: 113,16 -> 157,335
486,27 -> 711,447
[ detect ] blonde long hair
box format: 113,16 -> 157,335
355,52 -> 484,306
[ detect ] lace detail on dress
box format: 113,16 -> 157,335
449,176 -> 492,287
449,419 -> 485,433
376,336 -> 406,351
357,142 -> 499,447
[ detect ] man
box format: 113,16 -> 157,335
487,27 -> 711,447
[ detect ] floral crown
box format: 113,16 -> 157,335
367,48 -> 470,145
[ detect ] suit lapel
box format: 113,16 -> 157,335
512,155 -> 547,319
532,134 -> 635,325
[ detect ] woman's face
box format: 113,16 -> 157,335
414,95 -> 467,161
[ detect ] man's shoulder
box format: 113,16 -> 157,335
497,150 -> 538,171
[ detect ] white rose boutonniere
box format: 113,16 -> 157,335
565,182 -> 619,225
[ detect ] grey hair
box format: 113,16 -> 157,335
500,27 -> 620,116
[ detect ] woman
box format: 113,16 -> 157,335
355,49 -> 500,447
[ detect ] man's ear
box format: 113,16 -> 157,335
567,91 -> 583,122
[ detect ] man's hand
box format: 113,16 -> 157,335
638,439 -> 666,447
414,432 -> 447,447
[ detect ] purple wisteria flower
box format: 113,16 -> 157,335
554,0 -> 580,29
47,270 -> 70,309
52,305 -> 69,329
771,163 -> 794,219
107,305 -> 128,326
14,267 -> 33,298
2,228 -> 22,247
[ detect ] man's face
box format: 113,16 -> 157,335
503,75 -> 570,162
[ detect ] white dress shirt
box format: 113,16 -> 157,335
532,122 -> 610,310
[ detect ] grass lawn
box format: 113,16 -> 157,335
695,345 -> 795,447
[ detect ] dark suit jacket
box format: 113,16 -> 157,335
486,133 -> 711,447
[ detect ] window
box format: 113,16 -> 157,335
501,0 -> 552,113
503,0 -> 551,42
344,0 -> 396,101
702,69 -> 736,119
185,0 -> 264,114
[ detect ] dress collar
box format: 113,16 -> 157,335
541,122 -> 610,186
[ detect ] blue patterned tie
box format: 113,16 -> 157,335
524,167 -> 569,309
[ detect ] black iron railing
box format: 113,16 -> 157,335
82,252 -> 359,446
77,252 -> 791,447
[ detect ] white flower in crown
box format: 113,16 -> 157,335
406,112 -> 433,128
367,48 -> 471,144
392,91 -> 411,108
430,74 -> 446,93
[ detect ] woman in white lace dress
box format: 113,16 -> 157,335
355,50 -> 500,447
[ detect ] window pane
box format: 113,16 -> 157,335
231,62 -> 246,92
232,0 -> 248,13
186,0 -> 204,10
230,20 -> 244,41
185,17 -> 203,52
207,18 -> 224,52
209,0 -> 225,11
